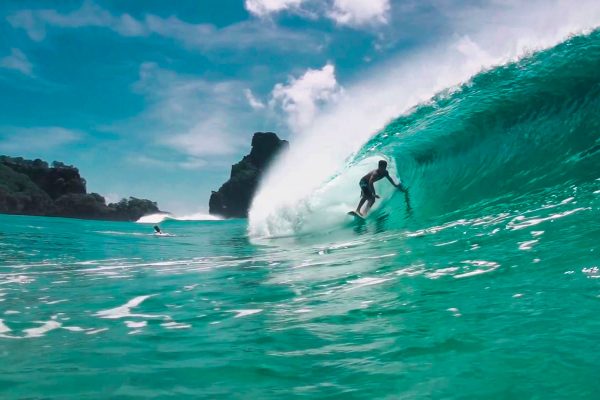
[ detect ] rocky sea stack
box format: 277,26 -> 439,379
209,132 -> 288,218
0,156 -> 160,221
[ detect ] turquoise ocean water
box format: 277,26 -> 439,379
1,31 -> 600,399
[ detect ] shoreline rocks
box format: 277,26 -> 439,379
0,156 -> 161,221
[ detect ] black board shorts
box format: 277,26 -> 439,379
359,179 -> 374,199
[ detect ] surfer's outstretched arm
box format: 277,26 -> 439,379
386,175 -> 407,192
386,175 -> 411,210
395,179 -> 411,210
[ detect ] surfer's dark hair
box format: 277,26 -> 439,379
378,160 -> 387,169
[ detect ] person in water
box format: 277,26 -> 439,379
153,225 -> 162,234
356,160 -> 409,216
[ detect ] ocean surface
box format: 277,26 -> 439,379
2,31 -> 600,399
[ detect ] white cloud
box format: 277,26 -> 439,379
328,0 -> 391,26
178,158 -> 208,170
270,63 -> 342,132
0,48 -> 33,76
130,155 -> 208,170
0,127 -> 82,153
8,1 -> 319,52
7,1 -> 138,40
161,119 -> 241,157
134,62 -> 241,120
244,0 -> 390,28
128,62 -> 257,160
244,89 -> 266,110
130,155 -> 173,168
8,0 -> 389,41
245,0 -> 305,17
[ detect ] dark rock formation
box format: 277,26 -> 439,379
0,156 -> 161,221
209,132 -> 288,218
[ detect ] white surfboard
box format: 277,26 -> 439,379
347,211 -> 365,221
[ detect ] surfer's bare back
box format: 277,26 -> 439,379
355,160 -> 409,216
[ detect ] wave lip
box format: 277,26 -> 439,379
136,212 -> 222,224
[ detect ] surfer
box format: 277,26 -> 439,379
355,160 -> 409,216
153,225 -> 175,237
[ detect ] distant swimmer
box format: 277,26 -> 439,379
153,225 -> 175,237
353,160 -> 409,217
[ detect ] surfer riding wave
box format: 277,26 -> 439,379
355,160 -> 410,217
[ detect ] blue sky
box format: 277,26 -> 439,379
0,0 -> 598,214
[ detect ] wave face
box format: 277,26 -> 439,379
249,30 -> 600,237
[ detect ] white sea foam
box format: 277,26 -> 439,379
125,321 -> 147,329
518,240 -> 539,251
137,212 -> 221,224
45,299 -> 68,305
62,326 -> 87,332
507,208 -> 590,230
161,321 -> 191,329
454,260 -> 500,279
447,308 -> 462,317
23,320 -> 62,338
231,309 -> 263,318
95,231 -> 149,236
346,277 -> 392,290
86,328 -> 108,335
136,213 -> 172,224
95,295 -> 164,319
426,267 -> 460,279
0,319 -> 11,334
0,275 -> 35,285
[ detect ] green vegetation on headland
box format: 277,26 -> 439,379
0,156 -> 160,221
